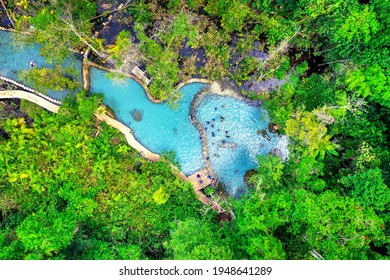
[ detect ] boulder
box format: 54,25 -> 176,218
268,122 -> 279,133
257,129 -> 271,141
130,109 -> 144,122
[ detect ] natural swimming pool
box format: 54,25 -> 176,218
90,68 -> 205,175
195,94 -> 279,196
0,30 -> 285,196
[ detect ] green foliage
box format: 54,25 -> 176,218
152,187 -> 170,205
284,154 -> 326,192
263,83 -> 295,131
135,23 -> 181,102
235,56 -> 261,84
167,0 -> 181,12
75,91 -> 102,121
168,218 -> 232,260
74,239 -> 142,260
249,155 -> 284,192
231,189 -> 291,259
353,142 -> 381,171
330,106 -> 389,157
20,100 -> 44,119
108,30 -> 132,68
187,0 -> 206,11
255,14 -> 296,47
16,209 -> 77,257
164,12 -> 199,49
291,190 -> 385,259
205,0 -> 251,33
161,150 -> 181,170
285,111 -> 338,159
13,0 -> 103,63
19,66 -> 80,94
333,6 -> 380,46
129,2 -> 153,24
341,168 -> 390,213
292,74 -> 338,111
346,65 -> 390,108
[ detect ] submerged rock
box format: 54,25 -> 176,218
218,141 -> 238,149
257,129 -> 271,141
130,109 -> 144,122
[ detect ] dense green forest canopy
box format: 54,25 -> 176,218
0,0 -> 389,260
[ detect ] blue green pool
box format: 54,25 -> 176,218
90,68 -> 206,175
0,30 -> 82,100
195,94 -> 279,196
0,30 -> 286,196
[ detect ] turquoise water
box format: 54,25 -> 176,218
0,30 -> 82,100
196,94 -> 279,196
1,29 -> 283,195
90,68 -> 206,175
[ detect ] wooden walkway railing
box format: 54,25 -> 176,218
0,75 -> 61,105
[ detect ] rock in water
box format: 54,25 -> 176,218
130,109 -> 144,122
268,122 -> 279,133
257,129 -> 271,141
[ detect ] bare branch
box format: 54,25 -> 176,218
0,0 -> 15,28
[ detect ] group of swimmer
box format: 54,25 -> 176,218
197,173 -> 215,185
203,106 -> 235,158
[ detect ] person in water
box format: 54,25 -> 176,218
29,61 -> 37,67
